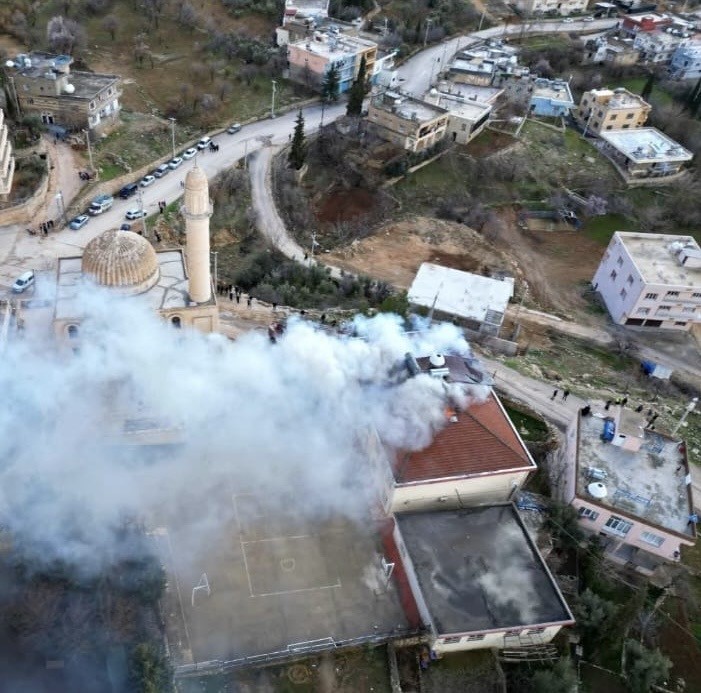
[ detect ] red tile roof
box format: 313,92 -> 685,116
393,391 -> 535,483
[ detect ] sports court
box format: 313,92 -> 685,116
160,490 -> 409,666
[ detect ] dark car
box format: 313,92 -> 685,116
119,183 -> 139,200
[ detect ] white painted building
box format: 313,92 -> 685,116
669,40 -> 701,79
408,263 -> 514,334
593,232 -> 701,330
634,29 -> 688,64
423,87 -> 492,144
512,0 -> 587,16
0,108 -> 15,197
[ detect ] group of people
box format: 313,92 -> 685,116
157,200 -> 168,213
550,388 -> 570,402
27,219 -> 55,236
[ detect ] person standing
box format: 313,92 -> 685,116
562,389 -> 570,402
551,389 -> 558,401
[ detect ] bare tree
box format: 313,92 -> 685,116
216,79 -> 233,102
101,14 -> 119,41
178,1 -> 197,30
46,15 -> 86,55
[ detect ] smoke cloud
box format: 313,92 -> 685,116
0,283 -> 482,574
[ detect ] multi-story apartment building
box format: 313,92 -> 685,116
367,91 -> 449,152
529,78 -> 574,117
634,29 -> 688,64
287,31 -> 377,93
421,89 -> 493,144
669,40 -> 701,79
4,53 -> 121,134
583,37 -> 641,66
554,404 -> 696,575
593,232 -> 701,329
0,108 -> 15,198
447,39 -> 527,87
576,87 -> 651,134
512,0 -> 587,16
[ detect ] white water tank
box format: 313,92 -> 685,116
587,482 -> 608,499
429,353 -> 446,368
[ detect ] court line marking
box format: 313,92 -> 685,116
251,581 -> 342,598
241,534 -> 311,544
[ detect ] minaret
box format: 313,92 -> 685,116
181,165 -> 212,303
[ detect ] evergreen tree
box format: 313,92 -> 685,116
288,110 -> 307,170
625,640 -> 672,693
346,54 -> 368,116
322,64 -> 340,102
640,72 -> 655,101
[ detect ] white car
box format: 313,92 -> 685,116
182,147 -> 197,160
563,17 -> 575,22
227,123 -> 242,134
197,136 -> 211,150
583,15 -> 594,21
140,174 -> 156,187
169,156 -> 183,170
125,208 -> 148,220
12,270 -> 35,294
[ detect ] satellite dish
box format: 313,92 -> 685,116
429,353 -> 446,368
588,482 -> 608,499
64,83 -> 75,94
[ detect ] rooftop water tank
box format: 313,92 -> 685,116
588,482 -> 608,499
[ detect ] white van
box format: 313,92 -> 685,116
88,194 -> 114,216
12,270 -> 35,293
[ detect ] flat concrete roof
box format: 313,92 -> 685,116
372,92 -> 447,123
55,249 -> 190,320
600,127 -> 693,163
437,96 -> 491,121
434,81 -> 503,104
616,232 -> 701,288
531,79 -> 573,104
577,410 -> 694,536
160,492 -> 408,665
587,88 -> 649,110
396,506 -> 573,634
291,32 -> 375,59
408,263 -> 513,325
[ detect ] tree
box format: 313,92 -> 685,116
101,14 -> 119,41
574,588 -> 619,636
346,54 -> 367,116
129,643 -> 171,693
530,658 -> 578,693
289,110 -> 307,170
624,639 -> 672,693
545,502 -> 584,550
640,72 -> 655,101
46,15 -> 86,55
322,64 -> 340,102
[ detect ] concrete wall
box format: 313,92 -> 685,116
390,471 -> 530,513
0,159 -> 49,226
432,624 -> 562,653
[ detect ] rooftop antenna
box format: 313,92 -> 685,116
427,281 -> 443,326
191,573 -> 211,606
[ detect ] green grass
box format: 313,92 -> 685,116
582,214 -> 635,245
98,163 -> 126,182
504,404 -> 550,442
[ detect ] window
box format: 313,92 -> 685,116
67,325 -> 79,339
171,316 -> 182,328
622,124 -> 630,129
644,292 -> 658,300
640,531 -> 664,547
610,269 -> 618,281
605,125 -> 613,130
683,307 -> 695,314
442,636 -> 460,644
658,305 -> 671,311
579,507 -> 600,520
527,627 -> 546,635
620,288 -> 627,299
666,291 -> 680,297
692,292 -> 701,298
605,516 -> 633,536
637,307 -> 650,315
610,114 -> 617,120
467,634 -> 485,641
627,275 -> 634,285
675,321 -> 687,326
616,256 -> 624,267
505,629 -> 522,636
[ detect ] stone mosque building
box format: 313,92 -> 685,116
53,165 -> 218,345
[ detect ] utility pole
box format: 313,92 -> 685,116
243,138 -> 249,170
82,128 -> 94,174
169,117 -> 176,159
137,188 -> 147,236
271,80 -> 277,119
582,108 -> 595,139
478,9 -> 486,31
211,251 -> 218,288
424,17 -> 433,47
672,397 -> 698,436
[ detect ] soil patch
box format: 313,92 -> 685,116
657,597 -> 701,688
316,187 -> 378,225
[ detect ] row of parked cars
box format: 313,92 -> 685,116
67,125 -> 243,232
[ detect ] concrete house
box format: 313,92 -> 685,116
669,39 -> 701,79
576,88 -> 651,134
583,37 -> 640,66
528,78 -> 574,117
408,262 -> 514,335
621,12 -> 673,36
0,108 -> 15,197
387,354 -> 536,513
423,87 -> 492,144
556,405 -> 696,574
287,31 -> 377,93
367,92 -> 449,153
5,53 -> 121,134
512,0 -> 588,16
634,30 -> 688,64
386,505 -> 574,654
593,232 -> 701,330
598,128 -> 693,182
447,39 -> 526,87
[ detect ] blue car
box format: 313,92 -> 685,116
69,214 -> 89,230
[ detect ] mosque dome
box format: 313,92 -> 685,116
82,229 -> 159,294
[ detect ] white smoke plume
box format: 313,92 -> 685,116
0,284 -> 483,574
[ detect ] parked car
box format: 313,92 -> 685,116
182,147 -> 197,160
197,136 -> 211,150
12,270 -> 35,294
227,123 -> 242,134
169,156 -> 183,170
118,183 -> 139,199
88,194 -> 114,216
562,17 -> 575,22
583,15 -> 594,21
140,174 -> 156,187
69,214 -> 89,230
154,164 -> 170,178
125,208 -> 148,220
119,223 -> 131,231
